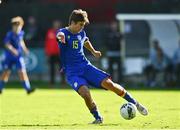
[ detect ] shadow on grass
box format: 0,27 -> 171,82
1,123 -> 121,128
1,124 -> 63,127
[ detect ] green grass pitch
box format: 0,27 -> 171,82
0,88 -> 180,130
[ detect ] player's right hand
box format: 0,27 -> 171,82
56,32 -> 66,44
5,43 -> 19,57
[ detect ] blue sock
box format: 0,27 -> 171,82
90,107 -> 102,120
0,81 -> 5,91
123,92 -> 137,105
22,80 -> 31,91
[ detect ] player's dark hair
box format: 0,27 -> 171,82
69,9 -> 89,25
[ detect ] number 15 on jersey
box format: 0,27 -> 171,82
73,40 -> 78,49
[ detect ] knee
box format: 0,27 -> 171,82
80,91 -> 91,100
101,78 -> 115,89
78,86 -> 91,100
19,69 -> 26,74
1,70 -> 11,81
18,70 -> 28,80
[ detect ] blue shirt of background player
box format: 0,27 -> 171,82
57,27 -> 90,75
3,30 -> 24,59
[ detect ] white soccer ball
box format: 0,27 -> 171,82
120,102 -> 137,120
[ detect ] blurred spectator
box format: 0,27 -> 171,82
45,20 -> 65,87
24,16 -> 40,46
144,40 -> 173,87
106,21 -> 123,83
173,41 -> 180,86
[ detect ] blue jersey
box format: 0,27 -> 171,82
3,30 -> 24,59
1,30 -> 26,70
57,27 -> 109,91
57,28 -> 90,75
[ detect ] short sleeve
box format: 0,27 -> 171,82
4,32 -> 12,44
19,31 -> 24,40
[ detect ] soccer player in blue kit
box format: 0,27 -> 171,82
0,16 -> 35,94
56,9 -> 148,124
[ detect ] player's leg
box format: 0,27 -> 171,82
0,58 -> 13,93
67,75 -> 103,124
0,70 -> 11,93
17,57 -> 34,94
78,86 -> 103,124
101,78 -> 148,116
18,69 -> 30,90
49,56 -> 55,86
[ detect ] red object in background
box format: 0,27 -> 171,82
76,0 -> 118,22
45,28 -> 60,56
42,0 -> 151,22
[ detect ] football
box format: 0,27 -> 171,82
120,102 -> 137,120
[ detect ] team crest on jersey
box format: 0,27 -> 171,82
67,35 -> 70,39
77,35 -> 81,40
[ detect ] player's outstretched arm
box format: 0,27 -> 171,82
56,32 -> 66,44
20,40 -> 29,55
5,43 -> 19,56
84,41 -> 102,58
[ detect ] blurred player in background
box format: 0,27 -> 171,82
0,16 -> 35,94
106,21 -> 123,83
24,16 -> 40,47
144,39 -> 173,87
45,20 -> 65,87
56,9 -> 148,124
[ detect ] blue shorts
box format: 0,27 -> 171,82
2,56 -> 26,70
66,64 -> 110,91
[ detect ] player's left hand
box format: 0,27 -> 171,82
92,51 -> 102,58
